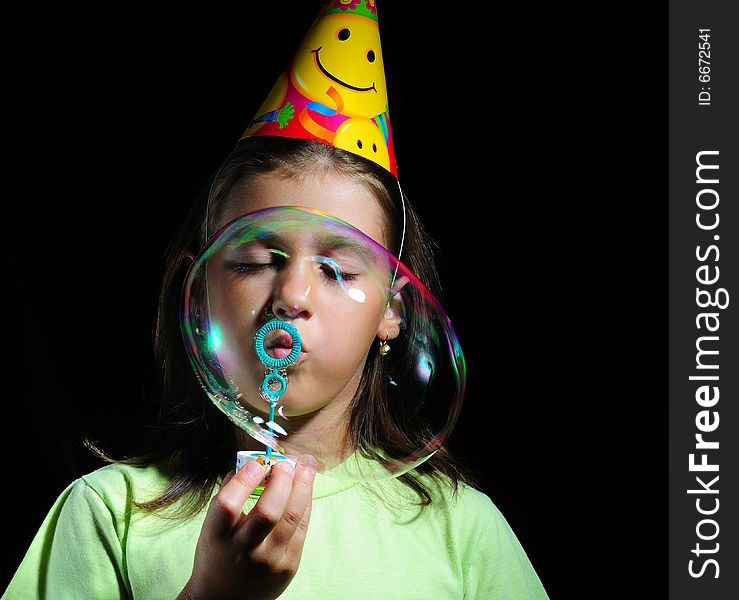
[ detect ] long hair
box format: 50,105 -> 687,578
103,137 -> 478,517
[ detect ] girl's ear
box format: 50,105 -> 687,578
377,276 -> 409,341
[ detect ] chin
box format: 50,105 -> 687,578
276,396 -> 332,418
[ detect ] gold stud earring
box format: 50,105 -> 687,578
379,335 -> 391,357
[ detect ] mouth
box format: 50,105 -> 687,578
312,47 -> 377,93
264,331 -> 308,363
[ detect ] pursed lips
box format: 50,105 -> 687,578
265,331 -> 308,362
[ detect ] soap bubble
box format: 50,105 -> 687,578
182,207 -> 465,481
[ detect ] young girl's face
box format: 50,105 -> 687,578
208,171 -> 398,421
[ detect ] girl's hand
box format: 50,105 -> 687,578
178,454 -> 318,600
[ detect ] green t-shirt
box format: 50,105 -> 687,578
5,462 -> 549,599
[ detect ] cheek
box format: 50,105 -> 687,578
317,304 -> 382,366
207,277 -> 270,364
209,262 -> 274,315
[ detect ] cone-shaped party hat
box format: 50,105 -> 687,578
241,0 -> 397,178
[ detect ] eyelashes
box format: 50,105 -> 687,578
230,262 -> 273,273
321,266 -> 358,282
229,261 -> 358,282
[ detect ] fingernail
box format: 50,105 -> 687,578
245,461 -> 265,478
298,454 -> 318,471
276,460 -> 295,474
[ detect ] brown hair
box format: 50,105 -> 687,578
103,137 -> 478,517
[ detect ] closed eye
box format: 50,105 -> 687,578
316,256 -> 359,283
226,247 -> 289,274
230,262 -> 277,273
321,265 -> 358,282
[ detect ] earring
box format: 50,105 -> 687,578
379,335 -> 391,357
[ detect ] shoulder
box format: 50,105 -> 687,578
79,460 -> 169,489
372,473 -> 496,530
429,480 -> 498,540
410,473 -> 495,517
450,481 -> 495,514
446,483 -> 534,551
451,483 -> 517,539
72,461 -> 171,515
405,477 -> 522,553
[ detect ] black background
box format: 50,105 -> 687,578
10,2 -> 664,598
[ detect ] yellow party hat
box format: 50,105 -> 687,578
241,0 -> 397,177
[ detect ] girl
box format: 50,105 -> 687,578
6,0 -> 550,596
6,136 -> 548,599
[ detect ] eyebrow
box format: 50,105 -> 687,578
229,231 -> 378,264
317,233 -> 379,264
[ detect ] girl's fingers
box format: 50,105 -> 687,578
283,471 -> 314,565
285,490 -> 313,565
208,461 -> 267,537
222,470 -> 235,486
234,460 -> 298,550
265,455 -> 317,551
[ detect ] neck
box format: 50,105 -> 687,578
233,378 -> 360,470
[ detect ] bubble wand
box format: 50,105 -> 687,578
235,320 -> 302,477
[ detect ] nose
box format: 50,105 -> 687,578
271,259 -> 314,320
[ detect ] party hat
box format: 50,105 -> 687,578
241,0 -> 398,178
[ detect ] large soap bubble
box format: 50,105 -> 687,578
182,207 -> 465,481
